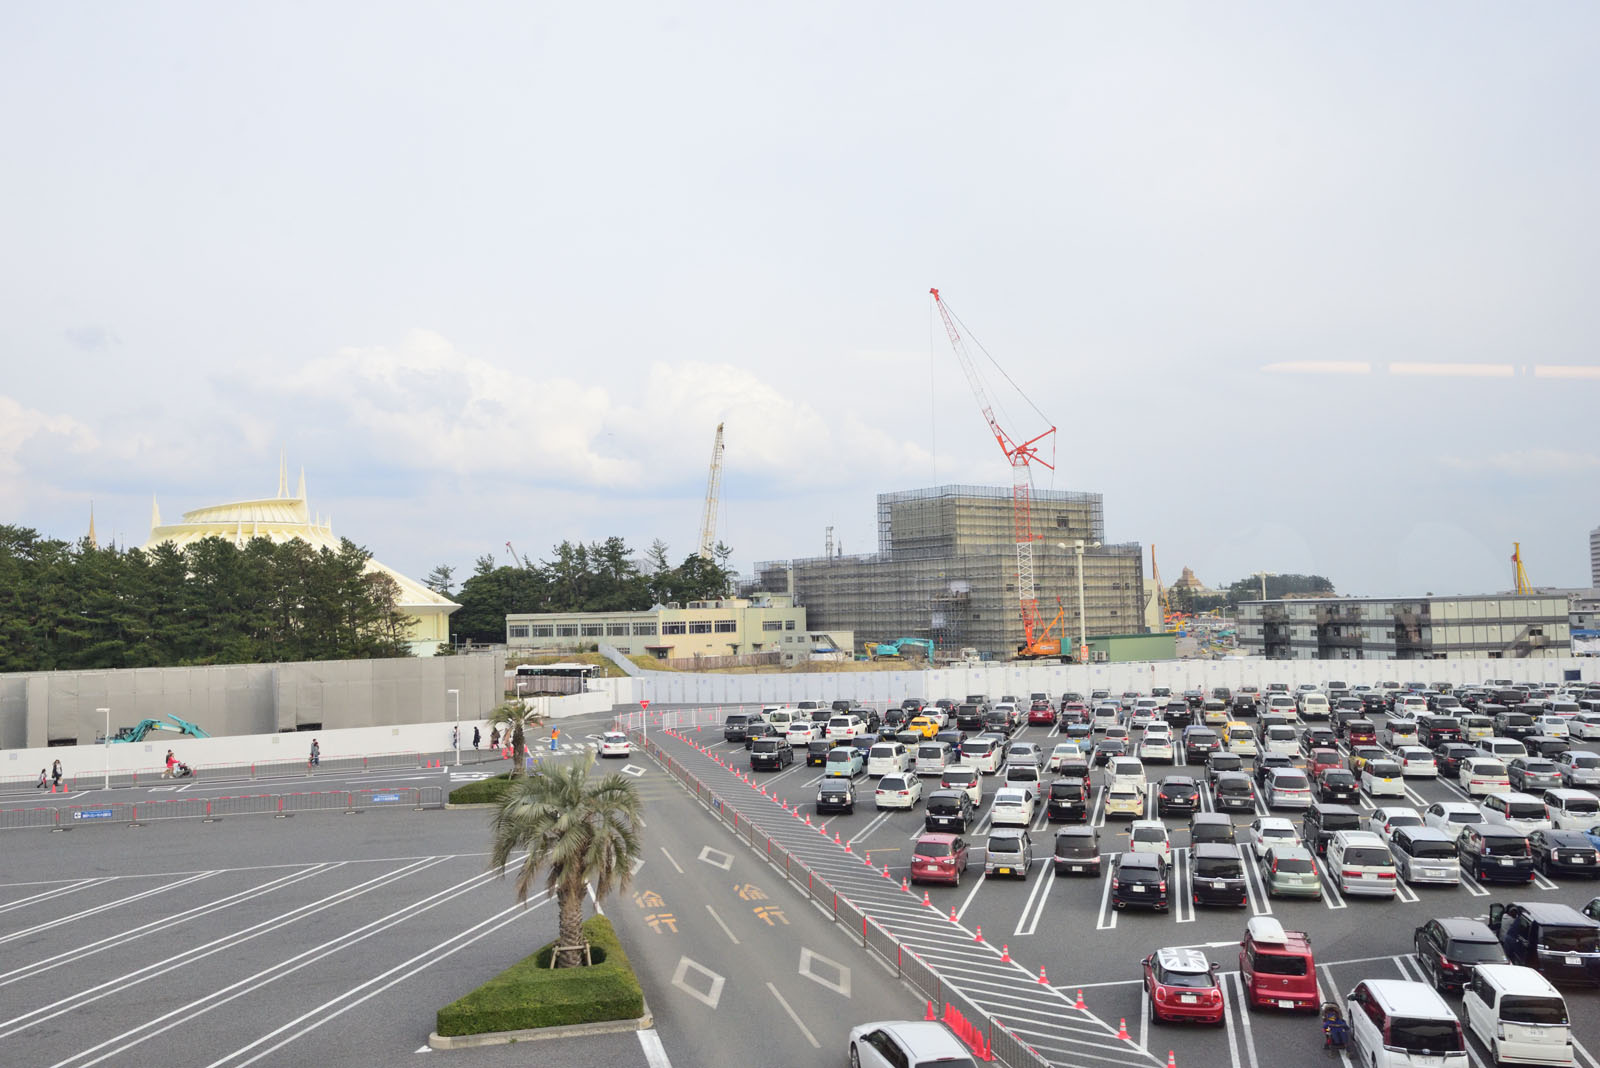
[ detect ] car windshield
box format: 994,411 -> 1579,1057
1323,771 -> 1355,785
1447,939 -> 1504,963
945,770 -> 975,784
880,777 -> 907,790
1132,827 -> 1165,843
1343,847 -> 1391,866
927,797 -> 962,814
914,841 -> 952,857
1195,856 -> 1243,878
1056,838 -> 1097,857
1409,840 -> 1456,859
1499,996 -> 1567,1025
1564,798 -> 1600,814
1273,856 -> 1313,873
1050,782 -> 1083,799
1216,779 -> 1251,794
827,751 -> 852,762
1540,928 -> 1599,953
1157,968 -> 1213,989
753,740 -> 779,751
988,838 -> 1022,855
1388,1018 -> 1465,1052
1251,952 -> 1306,976
1274,774 -> 1308,789
1508,801 -> 1546,818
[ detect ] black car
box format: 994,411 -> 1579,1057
1183,728 -> 1221,762
1529,829 -> 1600,878
1111,852 -> 1168,911
851,707 -> 883,734
816,778 -> 855,814
954,703 -> 986,732
983,711 -> 1015,737
1457,825 -> 1534,883
807,739 -> 833,766
1156,775 -> 1200,817
1190,812 -> 1238,846
1413,917 -> 1507,993
1190,843 -> 1247,907
924,789 -> 975,833
723,712 -> 767,743
1053,826 -> 1102,876
749,737 -> 795,770
1301,802 -> 1361,856
1494,709 -> 1538,741
1211,772 -> 1257,811
1045,777 -> 1090,822
1524,735 -> 1571,760
1211,687 -> 1233,703
1417,715 -> 1463,750
1183,689 -> 1205,710
1434,743 -> 1478,779
1489,901 -> 1600,985
831,700 -> 853,713
1315,768 -> 1359,804
882,708 -> 909,731
1164,701 -> 1194,730
1093,738 -> 1128,766
1299,727 -> 1337,754
1359,691 -> 1389,715
1230,694 -> 1258,718
1205,751 -> 1243,786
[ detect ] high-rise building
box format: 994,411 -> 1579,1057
754,485 -> 1148,660
1590,526 -> 1600,588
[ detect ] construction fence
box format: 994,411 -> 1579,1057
0,785 -> 444,832
0,750 -> 440,798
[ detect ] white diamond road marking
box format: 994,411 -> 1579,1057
621,764 -> 646,777
448,772 -> 489,782
698,845 -> 734,871
670,955 -> 725,1008
798,947 -> 851,996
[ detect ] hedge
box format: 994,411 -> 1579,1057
435,915 -> 644,1035
448,774 -> 514,805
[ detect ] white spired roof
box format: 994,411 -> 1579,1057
142,454 -> 457,615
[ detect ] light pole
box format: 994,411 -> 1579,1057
1070,541 -> 1101,664
448,689 -> 460,767
1254,571 -> 1275,602
99,706 -> 110,789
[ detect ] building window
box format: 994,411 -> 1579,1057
606,623 -> 630,636
556,624 -> 579,637
662,622 -> 687,635
762,620 -> 784,632
580,624 -> 604,637
633,622 -> 657,636
713,619 -> 737,633
785,620 -> 796,630
689,621 -> 712,634
508,625 -> 530,639
531,625 -> 554,638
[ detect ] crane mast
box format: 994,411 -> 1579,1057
698,423 -> 725,560
929,288 -> 1057,651
1512,542 -> 1531,594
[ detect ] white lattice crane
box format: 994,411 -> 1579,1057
698,423 -> 725,560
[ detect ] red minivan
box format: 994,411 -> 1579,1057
1238,917 -> 1319,1012
909,833 -> 969,886
1345,719 -> 1377,746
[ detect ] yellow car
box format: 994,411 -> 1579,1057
906,716 -> 941,739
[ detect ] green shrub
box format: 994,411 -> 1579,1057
436,915 -> 643,1035
448,774 -> 514,804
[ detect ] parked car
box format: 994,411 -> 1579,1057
1141,947 -> 1223,1024
1343,980 -> 1467,1067
1052,826 -> 1102,876
749,737 -> 795,770
1156,775 -> 1200,817
874,773 -> 923,810
1238,917 -> 1318,1010
1413,916 -> 1507,994
1546,788 -> 1600,830
1508,756 -> 1563,794
909,833 -> 968,885
1112,852 -> 1169,911
1424,801 -> 1489,840
816,778 -> 856,814
939,766 -> 982,806
1394,746 -> 1438,777
1363,806 -> 1423,845
1458,824 -> 1534,883
1129,819 -> 1171,860
1461,964 -> 1574,1068
1302,802 -> 1361,856
1434,742 -> 1479,779
984,828 -> 1033,879
1259,845 -> 1322,899
1212,772 -> 1257,811
1557,750 -> 1600,789
1487,901 -> 1600,985
1248,817 -> 1302,861
1460,757 -> 1512,797
1263,767 -> 1312,809
1316,768 -> 1360,804
1390,827 -> 1461,887
1326,830 -> 1398,899
923,790 -> 974,833
1189,812 -> 1238,847
1045,776 -> 1089,822
1189,843 -> 1246,907
1528,829 -> 1600,878
990,787 -> 1035,827
825,746 -> 865,778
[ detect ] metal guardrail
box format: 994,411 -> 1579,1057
0,751 -> 438,798
633,727 -> 1050,1068
0,786 -> 443,831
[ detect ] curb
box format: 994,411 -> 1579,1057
427,1001 -> 653,1049
442,802 -> 500,811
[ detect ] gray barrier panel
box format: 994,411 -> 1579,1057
0,805 -> 58,830
351,787 -> 417,810
65,802 -> 133,826
281,791 -> 351,813
134,798 -> 210,822
209,794 -> 282,817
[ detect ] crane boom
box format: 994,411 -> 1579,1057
929,288 -> 1057,652
505,541 -> 526,570
698,422 -> 725,560
1512,542 -> 1531,594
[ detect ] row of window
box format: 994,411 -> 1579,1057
512,616 -> 800,641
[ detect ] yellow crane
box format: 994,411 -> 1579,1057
1512,542 -> 1531,594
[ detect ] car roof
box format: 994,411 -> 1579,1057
994,788 -> 1028,801
872,1021 -> 972,1058
988,827 -> 1026,840
1511,901 -> 1598,925
1191,812 -> 1232,824
1154,947 -> 1211,973
1118,852 -> 1159,867
1191,842 -> 1238,858
1433,916 -> 1495,938
1055,825 -> 1097,838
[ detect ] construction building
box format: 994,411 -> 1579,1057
1237,594 -> 1574,660
753,485 -> 1147,661
505,594 -> 853,666
1591,526 -> 1600,588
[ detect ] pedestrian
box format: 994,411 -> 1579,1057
472,726 -> 480,750
451,725 -> 459,750
489,726 -> 500,749
163,749 -> 177,779
309,739 -> 320,768
51,760 -> 62,788
36,768 -> 47,790
550,726 -> 560,751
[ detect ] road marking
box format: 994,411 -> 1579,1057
1172,847 -> 1194,923
1095,866 -> 1118,930
671,956 -> 725,1008
1458,870 -> 1489,897
954,865 -> 987,922
847,811 -> 892,846
698,846 -> 734,871
704,905 -> 740,944
659,848 -> 685,875
767,982 -> 820,1047
798,947 -> 851,996
1532,869 -> 1560,891
1229,973 -> 1261,1068
621,764 -> 646,777
638,1029 -> 674,1068
1014,862 -> 1056,937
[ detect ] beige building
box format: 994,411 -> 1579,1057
142,456 -> 458,656
506,593 -> 854,665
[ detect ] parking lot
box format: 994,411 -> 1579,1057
645,694 -> 1600,1068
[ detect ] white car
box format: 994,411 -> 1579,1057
1572,712 -> 1600,740
1007,742 -> 1043,766
1106,756 -> 1146,789
1363,805 -> 1423,844
1394,746 -> 1437,777
1424,801 -> 1488,840
958,738 -> 1004,774
826,715 -> 865,742
786,721 -> 825,746
990,787 -> 1035,827
1481,791 -> 1553,836
1262,725 -> 1298,757
1379,718 -> 1420,748
874,773 -> 923,810
1557,750 -> 1600,789
940,766 -> 982,805
867,742 -> 911,777
1225,725 -> 1258,756
1046,742 -> 1082,771
1361,760 -> 1406,798
1128,819 -> 1171,860
1091,704 -> 1121,730
1248,817 -> 1302,860
1138,731 -> 1175,762
1459,757 -> 1511,797
1263,767 -> 1312,808
599,732 -> 631,758
1534,715 -> 1571,739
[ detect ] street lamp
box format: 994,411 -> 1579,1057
98,706 -> 110,789
448,689 -> 460,767
1068,541 -> 1101,664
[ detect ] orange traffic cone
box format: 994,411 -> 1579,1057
1116,1018 -> 1130,1041
1167,1052 -> 1176,1068
1038,966 -> 1049,985
843,841 -> 852,853
1000,944 -> 1010,962
974,925 -> 983,942
922,889 -> 931,906
882,864 -> 892,880
864,852 -> 872,866
901,877 -> 909,892
924,999 -> 937,1021
832,831 -> 841,843
1074,989 -> 1086,1010
949,906 -> 958,922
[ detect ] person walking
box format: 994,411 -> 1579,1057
51,760 -> 63,789
163,749 -> 177,779
36,768 -> 47,790
550,726 -> 560,751
489,726 -> 500,750
309,739 -> 320,768
472,726 -> 480,751
451,725 -> 459,751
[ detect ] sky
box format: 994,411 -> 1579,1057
3,3 -> 1598,599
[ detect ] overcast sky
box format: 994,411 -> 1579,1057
4,3 -> 1598,598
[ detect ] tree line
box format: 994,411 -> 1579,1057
1169,572 -> 1336,614
0,525 -> 413,672
434,537 -> 737,645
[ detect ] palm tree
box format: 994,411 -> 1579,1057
489,754 -> 642,967
488,700 -> 540,776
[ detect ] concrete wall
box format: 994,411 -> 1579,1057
592,657 -> 1598,708
0,652 -> 505,750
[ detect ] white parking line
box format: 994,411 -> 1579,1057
1013,864 -> 1056,937
1172,847 -> 1194,923
767,982 -> 820,1048
1532,869 -> 1560,891
1318,864 -> 1348,910
954,866 -> 987,923
1458,870 -> 1490,897
1095,867 -> 1118,930
1229,973 -> 1261,1068
1239,846 -> 1273,916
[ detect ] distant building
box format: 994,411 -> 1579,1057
1172,566 -> 1211,593
1571,590 -> 1600,656
753,485 -> 1147,661
143,457 -> 457,655
505,593 -> 852,666
1237,593 -> 1573,660
1591,526 -> 1600,588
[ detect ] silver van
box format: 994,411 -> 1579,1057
1326,830 -> 1397,898
1389,826 -> 1460,886
913,740 -> 953,776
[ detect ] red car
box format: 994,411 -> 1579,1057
1028,701 -> 1055,726
1142,947 -> 1224,1025
1307,748 -> 1342,779
1345,719 -> 1377,746
1238,918 -> 1318,1012
909,833 -> 969,886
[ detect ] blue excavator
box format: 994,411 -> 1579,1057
101,713 -> 211,744
867,638 -> 935,661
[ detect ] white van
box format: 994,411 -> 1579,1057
1480,737 -> 1529,762
1106,756 -> 1145,789
1571,711 -> 1600,740
913,741 -> 953,777
1461,964 -> 1572,1068
1460,758 -> 1512,796
1297,692 -> 1330,721
959,737 -> 1003,774
866,741 -> 910,778
763,706 -> 797,731
1263,724 -> 1297,757
1345,979 -> 1467,1067
1481,792 -> 1553,835
1544,788 -> 1600,831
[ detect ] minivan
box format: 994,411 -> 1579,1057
1458,825 -> 1535,884
913,741 -> 953,776
722,712 -> 765,742
1239,917 -> 1318,1011
1052,826 -> 1101,876
1303,802 -> 1362,856
1462,965 -> 1572,1068
866,741 -> 910,777
1545,788 -> 1600,831
1344,980 -> 1467,1067
923,789 -> 975,833
1481,736 -> 1530,762
1481,792 -> 1553,836
1389,827 -> 1460,886
1488,901 -> 1600,985
1190,843 -> 1247,907
1045,777 -> 1089,822
1327,830 -> 1398,898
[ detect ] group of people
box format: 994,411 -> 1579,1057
162,749 -> 192,778
34,760 -> 63,789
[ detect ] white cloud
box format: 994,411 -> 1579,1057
0,394 -> 98,513
1442,450 -> 1600,476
